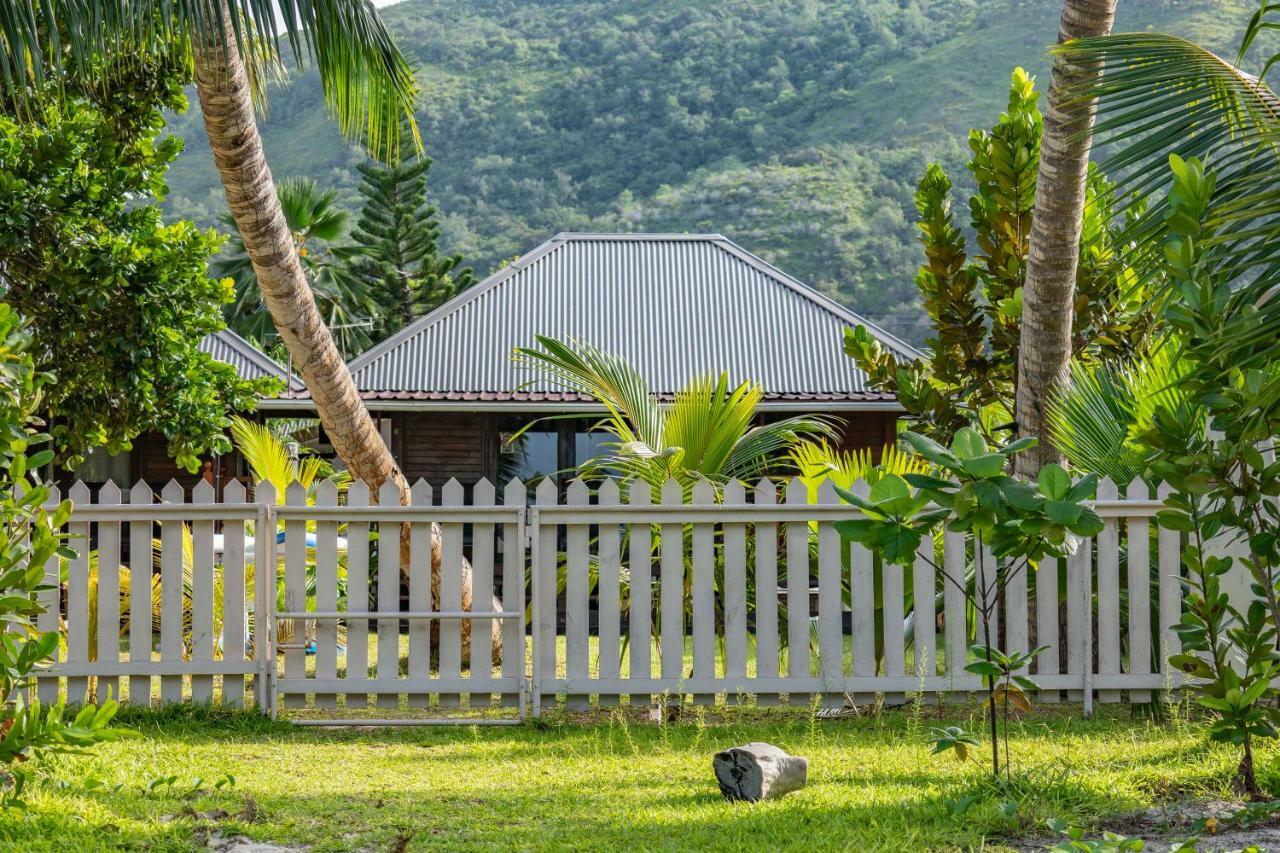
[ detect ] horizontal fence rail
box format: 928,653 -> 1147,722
32,474 -> 1207,717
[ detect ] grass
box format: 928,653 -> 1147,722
2,698 -> 1259,852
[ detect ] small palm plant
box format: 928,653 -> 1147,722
514,336 -> 836,488
232,418 -> 350,647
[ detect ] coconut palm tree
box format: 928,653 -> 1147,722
1,1 -> 411,492
215,177 -> 376,358
1015,0 -> 1119,479
3,4 -> 496,658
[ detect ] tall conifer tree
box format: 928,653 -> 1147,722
350,136 -> 476,342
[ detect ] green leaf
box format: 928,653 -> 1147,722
1045,500 -> 1083,526
1038,464 -> 1071,501
951,427 -> 988,461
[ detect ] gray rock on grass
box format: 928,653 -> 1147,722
713,742 -> 808,802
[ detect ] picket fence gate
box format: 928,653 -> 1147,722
34,474 -> 1191,722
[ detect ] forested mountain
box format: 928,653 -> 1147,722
162,0 -> 1252,343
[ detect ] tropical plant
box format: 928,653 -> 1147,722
835,427 -> 1102,778
0,54 -> 270,470
1015,0 -> 1118,479
1,1 -> 417,502
348,128 -> 477,343
1128,156 -> 1280,797
515,336 -> 836,489
0,303 -> 129,802
845,69 -> 1154,448
1058,5 -> 1280,369
1046,341 -> 1197,484
215,177 -> 376,358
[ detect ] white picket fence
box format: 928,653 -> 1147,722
32,475 -> 1191,719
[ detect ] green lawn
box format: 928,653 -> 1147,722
1,700 -> 1258,852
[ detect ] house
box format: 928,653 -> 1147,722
261,233 -> 918,487
70,328 -> 300,492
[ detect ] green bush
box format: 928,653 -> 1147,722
0,303 -> 131,804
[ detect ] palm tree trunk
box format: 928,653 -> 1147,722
1014,0 -> 1118,479
192,12 -> 496,662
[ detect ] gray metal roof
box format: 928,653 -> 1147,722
336,233 -> 919,408
199,329 -> 299,390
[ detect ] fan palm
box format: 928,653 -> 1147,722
216,178 -> 376,358
1057,7 -> 1280,376
1,1 -> 412,494
514,336 -> 836,489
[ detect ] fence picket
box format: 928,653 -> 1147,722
1036,556 -> 1061,704
501,479 -> 527,709
1096,478 -> 1121,703
565,479 -> 590,711
283,481 -> 308,709
977,544 -> 998,649
722,481 -> 748,697
160,481 -> 185,704
408,480 -> 432,708
596,479 -> 622,706
1157,482 -> 1181,692
817,481 -> 843,708
881,504 -> 906,705
1005,534 -> 1029,675
785,478 -> 809,704
942,530 -> 966,692
850,481 -> 875,704
472,479 -> 497,707
221,481 -> 247,707
37,487 -> 62,705
1126,478 -> 1153,703
66,482 -> 91,705
440,479 -> 465,708
659,479 -> 685,695
376,479 -> 401,709
189,481 -> 216,704
912,535 -> 936,686
345,482 -> 370,708
313,480 -> 339,710
1067,533 -> 1092,703
628,481 -> 653,705
753,479 -> 779,705
126,482 -> 151,707
97,482 -> 123,703
691,480 -> 716,706
252,481 -> 276,712
534,478 -> 558,709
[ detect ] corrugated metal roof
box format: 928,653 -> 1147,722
199,329 -> 300,389
339,233 -> 919,406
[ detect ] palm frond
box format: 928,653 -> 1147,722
1060,27 -> 1280,365
1047,340 -> 1200,483
1,0 -> 418,161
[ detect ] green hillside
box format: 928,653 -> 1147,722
161,0 -> 1254,343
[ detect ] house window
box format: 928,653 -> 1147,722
74,447 -> 131,487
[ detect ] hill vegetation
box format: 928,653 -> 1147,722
161,0 -> 1253,343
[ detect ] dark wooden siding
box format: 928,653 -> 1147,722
394,412 -> 496,486
835,411 -> 899,456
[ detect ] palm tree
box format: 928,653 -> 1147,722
215,177 -> 377,358
1,1 -> 411,492
2,4 -> 497,658
513,336 -> 836,489
1015,0 -> 1119,479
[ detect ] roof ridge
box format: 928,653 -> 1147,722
551,232 -> 727,241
